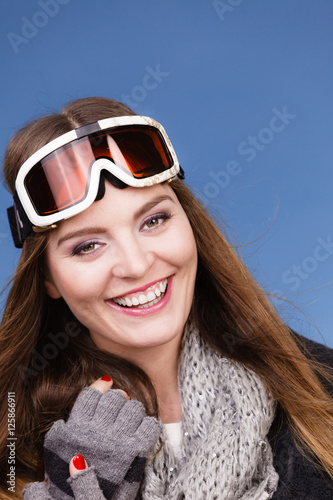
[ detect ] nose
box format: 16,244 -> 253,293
111,234 -> 153,280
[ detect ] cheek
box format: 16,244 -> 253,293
49,262 -> 106,304
169,221 -> 197,271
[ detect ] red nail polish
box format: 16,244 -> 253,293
73,454 -> 86,470
101,375 -> 112,382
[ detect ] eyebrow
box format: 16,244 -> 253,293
57,194 -> 175,247
133,194 -> 175,219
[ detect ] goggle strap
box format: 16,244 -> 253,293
178,166 -> 185,180
75,121 -> 101,139
7,192 -> 33,248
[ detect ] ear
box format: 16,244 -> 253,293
44,279 -> 62,299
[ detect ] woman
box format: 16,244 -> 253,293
0,97 -> 332,499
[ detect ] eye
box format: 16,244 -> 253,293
145,217 -> 160,228
141,212 -> 171,231
72,240 -> 102,256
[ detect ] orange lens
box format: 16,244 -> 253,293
26,126 -> 173,216
90,127 -> 172,178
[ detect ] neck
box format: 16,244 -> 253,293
150,351 -> 182,424
135,339 -> 182,424
92,331 -> 183,423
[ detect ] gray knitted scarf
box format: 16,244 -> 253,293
141,321 -> 279,499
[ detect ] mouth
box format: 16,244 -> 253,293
111,278 -> 168,310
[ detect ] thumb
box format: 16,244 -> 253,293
67,455 -> 107,500
69,454 -> 88,476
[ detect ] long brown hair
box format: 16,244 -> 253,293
0,97 -> 332,497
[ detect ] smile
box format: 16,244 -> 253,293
112,279 -> 168,309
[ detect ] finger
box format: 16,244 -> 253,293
92,389 -> 128,429
67,457 -> 108,500
90,377 -> 129,399
113,400 -> 146,435
115,388 -> 130,400
69,454 -> 88,476
23,481 -> 54,500
89,375 -> 114,393
133,416 -> 163,454
68,387 -> 102,422
69,377 -> 113,422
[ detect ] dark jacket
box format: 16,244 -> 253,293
269,335 -> 333,499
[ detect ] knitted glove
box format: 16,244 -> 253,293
23,467 -> 107,500
42,387 -> 162,500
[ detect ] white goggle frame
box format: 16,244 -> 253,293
15,115 -> 181,228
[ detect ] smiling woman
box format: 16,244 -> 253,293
0,97 -> 332,500
44,182 -> 197,359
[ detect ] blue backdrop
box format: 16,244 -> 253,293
1,0 -> 332,346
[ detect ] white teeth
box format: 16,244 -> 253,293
147,291 -> 155,301
160,279 -> 167,293
139,294 -> 148,304
137,296 -> 160,309
112,278 -> 168,308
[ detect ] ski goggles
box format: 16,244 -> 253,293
7,115 -> 184,248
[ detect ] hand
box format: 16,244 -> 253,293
24,377 -> 162,500
23,455 -> 107,499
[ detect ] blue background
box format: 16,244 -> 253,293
1,0 -> 333,346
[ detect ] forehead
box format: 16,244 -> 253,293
50,182 -> 180,235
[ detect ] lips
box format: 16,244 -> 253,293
112,278 -> 168,309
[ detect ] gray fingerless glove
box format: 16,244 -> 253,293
43,387 -> 162,500
23,468 -> 107,500
23,481 -> 54,500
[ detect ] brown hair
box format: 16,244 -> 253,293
0,97 -> 332,497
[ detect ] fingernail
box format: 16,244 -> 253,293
73,454 -> 86,470
101,375 -> 112,382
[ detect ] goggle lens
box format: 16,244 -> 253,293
25,126 -> 173,216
